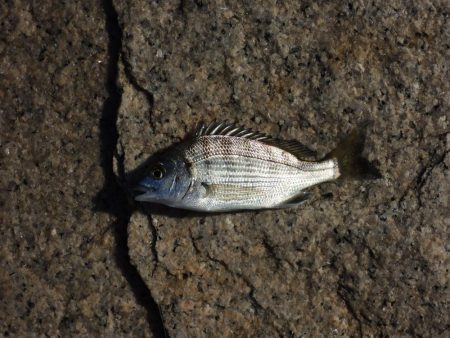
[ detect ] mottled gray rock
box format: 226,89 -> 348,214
0,2 -> 154,337
118,0 -> 449,337
2,0 -> 449,337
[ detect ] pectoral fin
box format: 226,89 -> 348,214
201,182 -> 266,201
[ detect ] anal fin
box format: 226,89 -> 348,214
276,192 -> 311,209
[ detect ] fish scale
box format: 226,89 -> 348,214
183,135 -> 337,210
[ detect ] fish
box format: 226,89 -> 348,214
134,121 -> 381,212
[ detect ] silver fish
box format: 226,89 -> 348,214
134,122 -> 380,212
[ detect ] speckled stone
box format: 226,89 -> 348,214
117,1 -> 449,337
2,0 -> 449,337
0,2 -> 153,337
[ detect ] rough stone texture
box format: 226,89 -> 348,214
118,0 -> 449,337
2,0 -> 449,337
0,1 -> 156,337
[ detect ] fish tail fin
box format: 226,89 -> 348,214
325,128 -> 381,180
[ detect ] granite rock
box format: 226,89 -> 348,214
1,0 -> 449,337
117,0 -> 449,337
0,1 -> 155,336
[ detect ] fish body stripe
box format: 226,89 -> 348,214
187,136 -> 302,168
181,136 -> 337,209
194,155 -> 335,188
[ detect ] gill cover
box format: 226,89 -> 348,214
134,157 -> 191,204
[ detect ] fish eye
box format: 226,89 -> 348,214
151,165 -> 165,180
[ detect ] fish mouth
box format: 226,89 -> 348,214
133,185 -> 155,201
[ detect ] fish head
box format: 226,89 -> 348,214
134,156 -> 191,205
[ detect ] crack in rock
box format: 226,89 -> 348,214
147,215 -> 160,276
100,0 -> 168,336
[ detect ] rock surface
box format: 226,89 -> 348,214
118,1 -> 449,337
2,0 -> 449,337
0,1 -> 158,336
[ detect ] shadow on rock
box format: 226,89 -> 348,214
93,0 -> 167,337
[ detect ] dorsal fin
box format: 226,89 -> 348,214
264,139 -> 317,159
196,121 -> 270,141
195,121 -> 316,160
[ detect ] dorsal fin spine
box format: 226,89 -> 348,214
195,121 -> 316,160
210,123 -> 223,134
